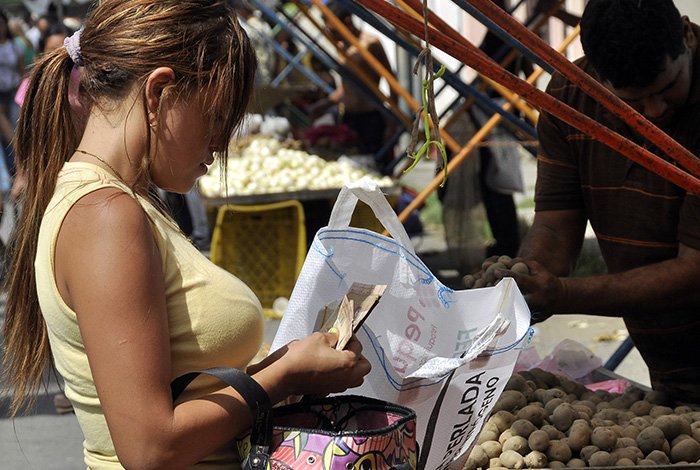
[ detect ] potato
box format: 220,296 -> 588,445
637,458 -> 656,465
476,427 -> 499,445
528,429 -> 550,453
462,274 -> 476,289
505,373 -> 528,392
590,427 -> 617,452
610,447 -> 642,463
567,419 -> 591,453
523,450 -> 547,469
615,437 -> 637,449
546,439 -> 572,463
649,405 -> 675,418
636,425 -> 666,455
510,419 -> 537,439
540,389 -> 567,405
580,391 -> 603,404
489,457 -> 503,468
588,450 -> 614,467
558,377 -> 585,397
671,437 -> 700,463
609,396 -> 634,409
500,449 -> 525,469
571,404 -> 594,420
672,434 -> 693,447
498,255 -> 514,267
675,405 -> 694,415
493,391 -> 528,413
464,444 -> 489,470
481,440 -> 502,459
579,445 -> 600,463
552,403 -> 577,432
565,458 -> 586,467
615,457 -> 636,466
629,416 -> 651,430
611,424 -> 625,436
574,400 -> 597,414
516,404 -> 548,427
491,410 -> 516,433
647,449 -> 670,465
473,278 -> 486,289
548,462 -> 566,468
502,436 -> 529,456
630,400 -> 653,416
590,418 -> 615,428
484,262 -> 507,284
621,425 -> 641,439
511,261 -> 530,275
595,408 -> 620,423
654,414 -> 692,440
644,390 -> 671,405
530,368 -> 559,388
499,428 -> 515,445
544,398 -> 566,415
541,425 -> 566,440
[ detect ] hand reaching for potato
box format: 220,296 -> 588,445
462,255 -> 532,289
462,255 -> 562,324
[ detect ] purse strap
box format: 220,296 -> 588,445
170,367 -> 273,469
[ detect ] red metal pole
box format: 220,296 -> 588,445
466,0 -> 700,179
354,0 -> 700,194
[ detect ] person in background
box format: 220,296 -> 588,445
310,1 -> 398,173
0,10 -> 23,173
9,16 -> 35,74
1,2 -> 370,469
24,13 -> 51,51
11,22 -> 73,205
471,0 -> 534,258
496,0 -> 700,404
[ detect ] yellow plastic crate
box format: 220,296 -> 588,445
210,201 -> 306,319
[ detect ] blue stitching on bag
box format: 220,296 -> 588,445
361,325 -> 450,391
314,228 -> 461,307
437,285 -> 456,307
310,244 -> 347,283
318,228 -> 433,277
318,235 -> 433,281
361,322 -> 535,391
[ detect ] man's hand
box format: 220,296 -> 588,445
496,259 -> 564,314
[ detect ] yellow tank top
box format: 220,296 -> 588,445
35,162 -> 264,469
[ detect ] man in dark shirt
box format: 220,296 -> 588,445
508,0 -> 700,403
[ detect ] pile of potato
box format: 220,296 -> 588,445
465,368 -> 700,468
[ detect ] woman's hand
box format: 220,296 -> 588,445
249,332 -> 371,401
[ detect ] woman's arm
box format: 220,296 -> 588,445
56,188 -> 369,470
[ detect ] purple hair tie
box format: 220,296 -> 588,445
64,28 -> 84,66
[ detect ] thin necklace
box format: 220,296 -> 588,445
75,149 -> 125,182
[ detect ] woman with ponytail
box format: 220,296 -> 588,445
1,2 -> 370,468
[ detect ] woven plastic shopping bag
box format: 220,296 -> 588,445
272,181 -> 531,469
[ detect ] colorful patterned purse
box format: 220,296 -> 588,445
171,368 -> 418,470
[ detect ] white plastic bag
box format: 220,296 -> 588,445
271,180 -> 531,469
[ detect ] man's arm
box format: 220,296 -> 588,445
514,213 -> 700,317
518,209 -> 587,276
554,243 -> 700,316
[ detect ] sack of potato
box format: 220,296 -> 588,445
465,368 -> 700,469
